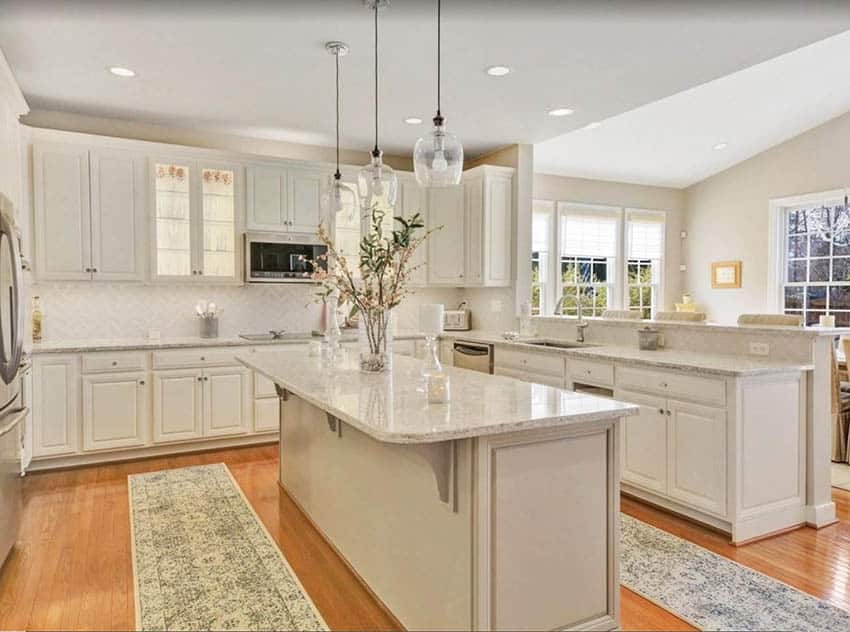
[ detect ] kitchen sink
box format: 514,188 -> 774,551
523,340 -> 597,349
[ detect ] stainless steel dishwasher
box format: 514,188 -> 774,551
452,341 -> 493,374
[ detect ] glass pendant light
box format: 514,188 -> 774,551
414,0 -> 463,187
358,0 -> 398,211
323,41 -> 357,220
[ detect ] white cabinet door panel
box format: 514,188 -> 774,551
89,149 -> 145,281
33,143 -> 92,280
288,168 -> 323,233
615,389 -> 668,494
400,177 -> 428,286
246,166 -> 287,231
152,369 -> 202,443
667,399 -> 727,517
82,372 -> 147,451
464,177 -> 484,285
254,397 -> 279,433
427,186 -> 465,285
485,175 -> 512,285
33,355 -> 79,457
203,366 -> 250,437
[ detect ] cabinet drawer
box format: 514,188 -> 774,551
82,351 -> 147,373
568,359 -> 614,387
152,347 -> 241,369
496,366 -> 564,388
496,347 -> 566,377
616,366 -> 725,406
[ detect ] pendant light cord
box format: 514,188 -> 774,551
437,0 -> 441,117
373,3 -> 379,156
335,50 -> 341,178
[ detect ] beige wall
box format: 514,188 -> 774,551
684,110 -> 850,324
533,173 -> 687,311
23,109 -> 414,170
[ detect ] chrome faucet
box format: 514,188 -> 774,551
554,294 -> 589,343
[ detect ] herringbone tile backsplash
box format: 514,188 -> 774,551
29,281 -> 461,340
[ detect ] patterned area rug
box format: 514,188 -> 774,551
129,463 -> 328,631
621,514 -> 850,631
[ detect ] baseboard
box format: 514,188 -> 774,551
27,433 -> 278,472
805,501 -> 838,528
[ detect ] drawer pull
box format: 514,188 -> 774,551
200,356 -> 206,361
112,361 -> 118,366
661,382 -> 668,388
586,369 -> 592,375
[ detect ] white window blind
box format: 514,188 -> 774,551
560,213 -> 618,257
532,205 -> 553,252
627,220 -> 664,259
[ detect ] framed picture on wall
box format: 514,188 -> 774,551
711,260 -> 742,289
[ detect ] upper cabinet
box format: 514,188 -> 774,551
246,163 -> 324,234
33,143 -> 145,281
151,159 -> 241,283
398,174 -> 428,286
426,165 -> 514,287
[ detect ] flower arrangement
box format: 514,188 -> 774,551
313,203 -> 438,371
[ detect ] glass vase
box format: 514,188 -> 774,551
359,309 -> 394,372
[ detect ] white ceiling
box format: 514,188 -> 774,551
1,1 -> 850,160
534,29 -> 850,188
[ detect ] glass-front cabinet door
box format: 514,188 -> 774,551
152,159 -> 241,283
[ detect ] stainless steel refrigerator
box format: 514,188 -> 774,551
0,194 -> 27,569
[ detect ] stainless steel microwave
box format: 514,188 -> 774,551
244,232 -> 327,283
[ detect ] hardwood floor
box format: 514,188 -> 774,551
1,444 -> 847,631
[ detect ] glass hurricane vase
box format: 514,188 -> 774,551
359,309 -> 394,372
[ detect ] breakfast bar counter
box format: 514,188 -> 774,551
238,348 -> 638,631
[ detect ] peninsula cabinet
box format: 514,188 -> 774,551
33,143 -> 146,281
246,163 -> 324,233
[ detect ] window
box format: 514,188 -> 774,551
626,212 -> 665,319
531,200 -> 666,318
531,201 -> 554,315
558,206 -> 618,317
779,196 -> 850,326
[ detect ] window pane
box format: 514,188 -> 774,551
788,210 -> 807,234
807,286 -> 827,310
807,311 -> 825,326
640,287 -> 652,307
787,260 -> 806,282
810,233 -> 831,257
787,235 -> 807,259
833,257 -> 850,282
578,260 -> 592,283
627,262 -> 638,283
807,207 -> 829,232
595,286 -> 608,313
784,286 -> 804,310
836,312 -> 850,327
561,260 -> 576,284
810,258 -> 830,282
830,286 -> 850,310
641,307 -> 651,319
593,262 -> 607,283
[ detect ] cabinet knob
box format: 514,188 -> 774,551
661,382 -> 668,388
197,376 -> 203,382
200,356 -> 205,361
666,410 -> 671,416
85,267 -> 91,272
204,376 -> 209,382
111,361 -> 118,366
92,268 -> 98,273
659,408 -> 665,415
139,380 -> 145,386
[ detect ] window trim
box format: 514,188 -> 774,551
531,200 -> 667,317
768,188 -> 847,314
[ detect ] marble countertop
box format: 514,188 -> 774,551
237,348 -> 638,444
30,332 -> 424,354
444,331 -> 814,376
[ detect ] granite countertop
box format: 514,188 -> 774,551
443,331 -> 814,376
237,348 -> 638,444
29,331 -> 424,354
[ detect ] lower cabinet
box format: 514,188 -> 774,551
615,389 -> 667,494
615,388 -> 727,518
153,366 -> 249,444
495,366 -> 564,388
32,354 -> 79,457
203,366 -> 250,438
254,397 -> 279,433
667,398 -> 727,516
152,368 -> 204,443
82,372 -> 148,451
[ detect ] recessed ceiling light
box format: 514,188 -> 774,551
548,107 -> 574,117
404,117 -> 423,125
486,65 -> 511,77
713,142 -> 728,151
108,66 -> 136,78
584,121 -> 602,130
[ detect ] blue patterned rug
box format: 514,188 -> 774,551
622,514 -> 850,631
129,464 -> 328,631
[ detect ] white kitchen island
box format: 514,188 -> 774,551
238,348 -> 639,632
